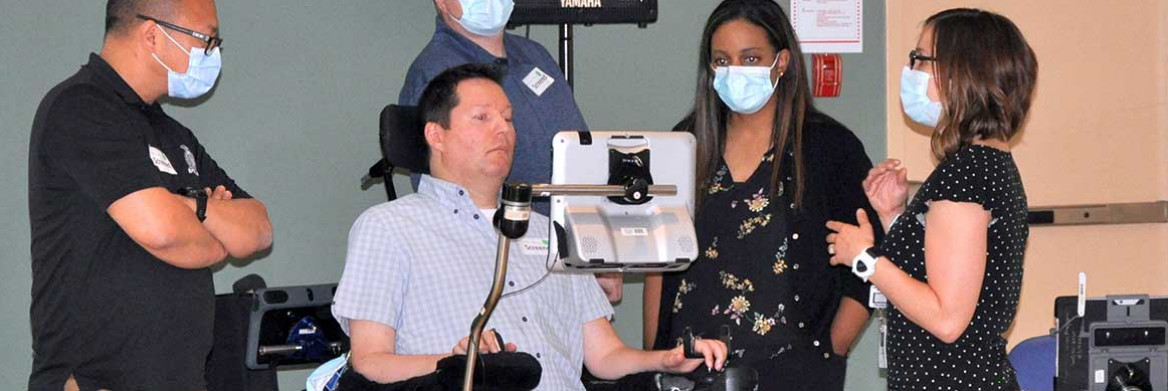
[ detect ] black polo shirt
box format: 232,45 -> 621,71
27,53 -> 250,391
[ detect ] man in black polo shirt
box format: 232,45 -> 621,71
27,0 -> 272,390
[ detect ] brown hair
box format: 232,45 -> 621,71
926,8 -> 1038,161
685,0 -> 813,208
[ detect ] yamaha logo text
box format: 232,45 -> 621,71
561,0 -> 602,8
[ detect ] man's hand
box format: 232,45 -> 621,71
660,338 -> 727,374
596,273 -> 623,303
206,185 -> 233,200
452,329 -> 517,355
194,185 -> 272,258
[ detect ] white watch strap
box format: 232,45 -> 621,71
852,248 -> 878,282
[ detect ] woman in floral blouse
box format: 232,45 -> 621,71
643,1 -> 880,389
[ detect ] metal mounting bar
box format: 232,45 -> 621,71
908,182 -> 1166,227
1027,201 -> 1168,226
257,342 -> 344,357
531,184 -> 677,198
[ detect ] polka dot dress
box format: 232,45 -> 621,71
881,145 -> 1028,390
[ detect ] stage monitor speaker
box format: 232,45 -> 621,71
509,0 -> 658,26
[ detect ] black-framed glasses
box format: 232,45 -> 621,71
909,49 -> 936,70
137,14 -> 223,55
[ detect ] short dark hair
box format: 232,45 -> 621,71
926,8 -> 1038,161
416,63 -> 505,161
418,63 -> 505,130
106,0 -> 177,36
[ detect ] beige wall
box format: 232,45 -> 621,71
886,1 -> 1168,348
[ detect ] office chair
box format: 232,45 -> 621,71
1008,334 -> 1056,391
364,105 -> 426,201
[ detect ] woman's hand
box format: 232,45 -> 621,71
826,209 -> 877,267
863,159 -> 909,224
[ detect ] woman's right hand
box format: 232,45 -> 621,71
863,159 -> 909,224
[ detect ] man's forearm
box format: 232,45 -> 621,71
351,352 -> 450,384
587,347 -> 668,380
143,226 -> 228,269
114,191 -> 228,269
202,198 -> 273,258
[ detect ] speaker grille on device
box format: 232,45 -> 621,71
678,236 -> 695,253
582,236 -> 600,255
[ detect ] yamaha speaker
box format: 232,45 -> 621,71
509,0 -> 658,26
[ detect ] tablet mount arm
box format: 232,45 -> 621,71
463,182 -> 677,391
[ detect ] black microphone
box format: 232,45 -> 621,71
495,182 -> 532,239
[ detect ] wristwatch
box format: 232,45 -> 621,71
178,187 -> 208,222
852,247 -> 882,282
194,192 -> 208,222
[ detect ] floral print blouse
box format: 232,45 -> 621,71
657,111 -> 879,390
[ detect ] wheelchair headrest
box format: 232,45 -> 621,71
379,104 -> 429,174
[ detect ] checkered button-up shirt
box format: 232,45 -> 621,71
333,175 -> 614,390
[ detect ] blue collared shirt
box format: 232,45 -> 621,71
333,175 -> 613,390
399,17 -> 589,215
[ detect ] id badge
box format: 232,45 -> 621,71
877,309 -> 888,369
523,67 -> 554,97
868,285 -> 887,309
870,286 -> 888,370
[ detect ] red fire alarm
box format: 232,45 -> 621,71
812,53 -> 842,98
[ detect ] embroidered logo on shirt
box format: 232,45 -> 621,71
180,145 -> 199,176
518,238 -> 549,256
148,145 -> 178,175
523,67 -> 554,97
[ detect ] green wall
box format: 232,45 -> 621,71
0,1 -> 886,389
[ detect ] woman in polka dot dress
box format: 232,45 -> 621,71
825,8 -> 1038,390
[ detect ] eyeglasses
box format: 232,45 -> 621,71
909,49 -> 936,70
137,14 -> 223,55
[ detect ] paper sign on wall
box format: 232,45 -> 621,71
791,0 -> 863,53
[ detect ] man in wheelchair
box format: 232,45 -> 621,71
328,63 -> 726,390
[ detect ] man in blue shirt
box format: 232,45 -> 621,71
400,0 -> 624,301
400,0 -> 586,206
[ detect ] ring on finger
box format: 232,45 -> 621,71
827,243 -> 836,255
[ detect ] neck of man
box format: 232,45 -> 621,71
99,38 -> 165,104
431,167 -> 505,210
443,14 -> 507,58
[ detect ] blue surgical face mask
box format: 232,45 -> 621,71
712,55 -> 781,115
455,0 -> 514,37
151,26 -> 222,99
900,66 -> 943,127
